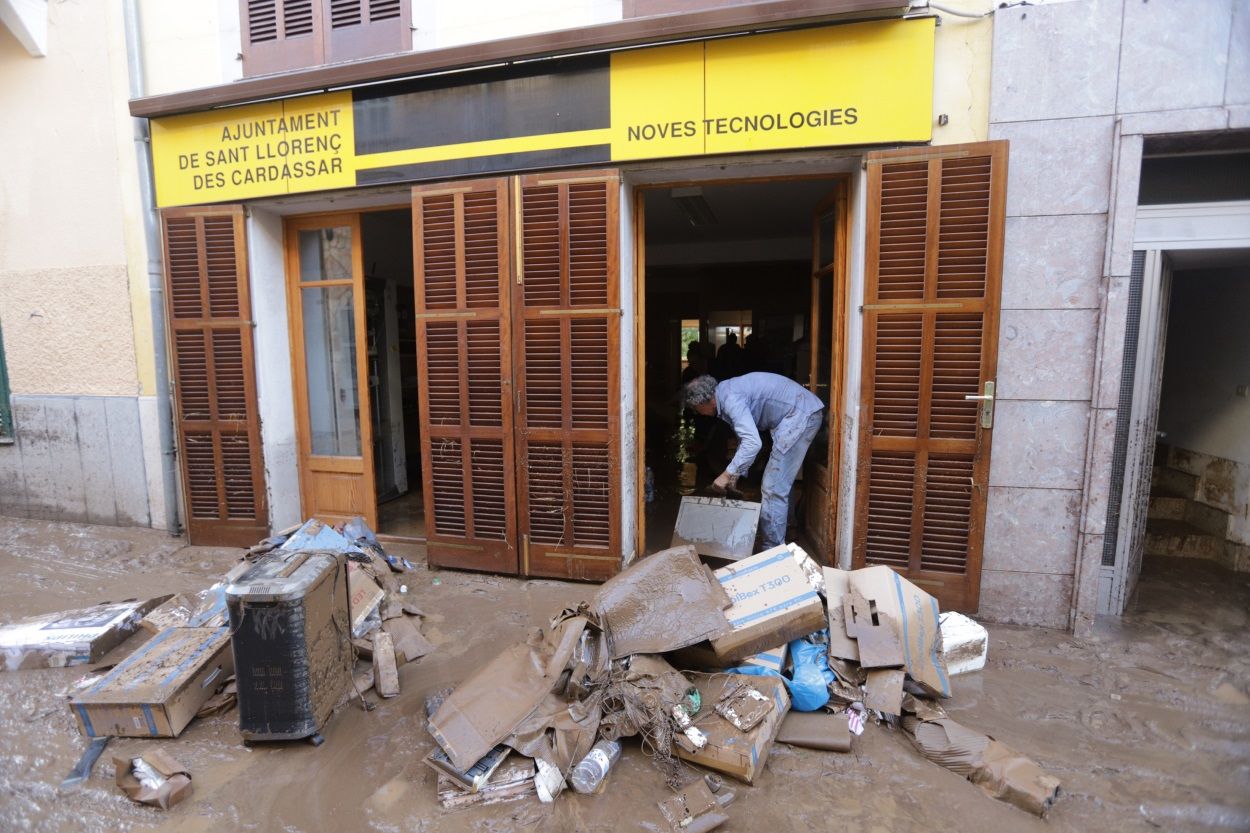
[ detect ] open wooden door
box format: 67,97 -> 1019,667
286,213 -> 377,528
852,141 -> 1008,612
411,178 -> 520,573
803,181 -> 848,559
513,170 -> 622,580
162,206 -> 269,546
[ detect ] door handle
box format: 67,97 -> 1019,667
963,381 -> 995,429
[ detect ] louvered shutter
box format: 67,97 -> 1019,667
513,171 -> 621,580
853,141 -> 1007,613
413,178 -> 519,574
239,0 -> 323,77
162,206 -> 269,547
326,0 -> 411,64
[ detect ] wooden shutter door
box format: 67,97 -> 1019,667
163,206 -> 269,547
413,178 -> 519,574
513,171 -> 622,580
239,0 -> 323,76
852,141 -> 1007,612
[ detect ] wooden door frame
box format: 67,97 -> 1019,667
1099,201 -> 1250,615
632,171 -> 853,559
808,179 -> 851,556
283,210 -> 378,527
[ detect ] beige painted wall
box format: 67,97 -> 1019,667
0,2 -> 142,397
932,0 -> 994,145
139,0 -> 241,96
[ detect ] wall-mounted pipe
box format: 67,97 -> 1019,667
122,0 -> 182,536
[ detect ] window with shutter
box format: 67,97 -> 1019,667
239,0 -> 410,76
162,206 -> 269,547
513,171 -> 622,580
853,141 -> 1007,613
327,0 -> 411,64
240,0 -> 322,76
412,178 -> 520,574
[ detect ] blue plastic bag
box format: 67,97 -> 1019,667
728,631 -> 835,712
786,637 -> 835,711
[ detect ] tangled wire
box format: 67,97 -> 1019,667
597,657 -> 691,790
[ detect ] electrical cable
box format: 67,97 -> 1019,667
925,2 -> 993,19
918,1 -> 1038,20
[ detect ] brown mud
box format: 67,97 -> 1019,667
0,516 -> 1247,833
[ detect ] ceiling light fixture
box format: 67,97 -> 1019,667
671,186 -> 717,227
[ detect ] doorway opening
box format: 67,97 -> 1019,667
361,209 -> 424,540
641,177 -> 846,559
1099,145 -> 1250,614
1141,253 -> 1250,587
285,207 -> 425,539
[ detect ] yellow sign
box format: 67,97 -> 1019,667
151,92 -> 356,207
150,20 -> 934,207
609,42 -> 706,161
610,19 -> 935,160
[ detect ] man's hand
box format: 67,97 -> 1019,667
712,471 -> 737,493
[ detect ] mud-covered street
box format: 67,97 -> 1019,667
0,517 -> 1248,833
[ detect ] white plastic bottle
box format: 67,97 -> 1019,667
569,739 -> 622,794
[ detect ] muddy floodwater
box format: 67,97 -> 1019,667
1,517 -> 1247,833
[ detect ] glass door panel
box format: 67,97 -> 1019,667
301,284 -> 361,456
299,227 -> 353,281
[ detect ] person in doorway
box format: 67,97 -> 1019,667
716,332 -> 744,378
742,332 -> 767,374
680,341 -> 709,385
682,371 -> 824,549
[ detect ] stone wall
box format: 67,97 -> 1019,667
984,0 -> 1250,630
0,395 -> 153,527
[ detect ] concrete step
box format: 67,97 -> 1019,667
1151,466 -> 1198,500
1145,519 -> 1227,561
1185,500 -> 1230,537
1147,493 -> 1229,536
1148,495 -> 1187,521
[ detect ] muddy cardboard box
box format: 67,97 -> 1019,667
665,641 -> 788,674
71,626 -> 233,738
675,672 -> 790,784
1,597 -> 169,671
741,642 -> 789,674
710,545 -> 824,664
849,566 -> 951,698
140,587 -> 227,634
671,496 -> 762,560
346,561 -> 385,635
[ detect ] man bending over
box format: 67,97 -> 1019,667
682,372 -> 824,550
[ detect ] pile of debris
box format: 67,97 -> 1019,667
0,516 -> 430,809
245,517 -> 432,707
1,512 -> 1059,823
423,542 -> 1061,826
